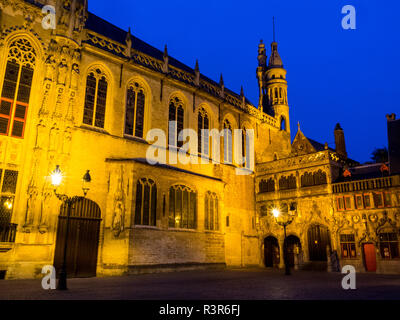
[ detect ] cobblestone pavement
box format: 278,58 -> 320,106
0,268 -> 399,300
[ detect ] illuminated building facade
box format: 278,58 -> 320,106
0,0 -> 398,279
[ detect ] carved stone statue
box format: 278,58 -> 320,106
70,63 -> 79,89
62,128 -> 72,154
73,2 -> 86,32
72,49 -> 81,64
44,55 -> 56,81
57,60 -> 68,85
112,201 -> 124,237
124,28 -> 132,58
59,0 -> 72,26
49,126 -> 59,151
35,121 -> 47,149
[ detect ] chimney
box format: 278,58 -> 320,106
334,123 -> 347,159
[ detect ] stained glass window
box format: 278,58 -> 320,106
0,39 -> 36,138
125,82 -> 146,138
134,178 -> 157,226
83,69 -> 108,128
168,185 -> 196,229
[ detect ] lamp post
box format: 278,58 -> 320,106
50,165 -> 91,290
272,207 -> 294,276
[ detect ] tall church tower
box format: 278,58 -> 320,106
265,41 -> 289,133
257,39 -> 290,135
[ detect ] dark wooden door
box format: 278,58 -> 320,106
54,198 -> 101,278
264,236 -> 279,267
363,243 -> 377,272
308,225 -> 331,261
285,235 -> 301,267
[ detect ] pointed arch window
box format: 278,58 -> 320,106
223,119 -> 233,164
274,88 -> 278,103
0,38 -> 36,138
125,82 -> 145,138
168,97 -> 184,148
241,127 -> 251,168
169,185 -> 197,229
134,178 -> 157,226
198,107 -> 209,156
259,178 -> 275,193
280,117 -> 286,131
205,192 -> 219,231
83,68 -> 108,129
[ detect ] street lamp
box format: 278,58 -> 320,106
272,206 -> 295,276
50,165 -> 91,290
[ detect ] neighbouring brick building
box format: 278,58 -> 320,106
0,0 -> 398,279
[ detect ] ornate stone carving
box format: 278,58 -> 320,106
112,167 -> 125,237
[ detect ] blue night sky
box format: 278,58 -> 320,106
88,0 -> 399,163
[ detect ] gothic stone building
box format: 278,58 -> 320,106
0,0 -> 398,279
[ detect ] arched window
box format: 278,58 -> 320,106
83,68 -> 108,128
313,170 -> 327,185
0,168 -> 19,242
241,127 -> 251,169
198,107 -> 209,156
205,192 -> 219,231
169,185 -> 197,229
125,82 -> 145,138
280,117 -> 286,131
301,172 -> 314,187
223,119 -> 232,164
279,174 -> 297,190
0,38 -> 36,138
168,97 -> 184,148
259,178 -> 275,193
379,231 -> 399,259
134,178 -> 157,226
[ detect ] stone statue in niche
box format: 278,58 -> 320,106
44,55 -> 56,81
35,121 -> 47,149
57,60 -> 68,85
124,28 -> 132,58
60,46 -> 70,61
49,126 -> 59,151
72,49 -> 81,64
62,128 -> 72,154
111,166 -> 125,237
112,201 -> 124,237
73,1 -> 87,32
70,63 -> 79,89
24,180 -> 39,230
59,0 -> 72,26
39,191 -> 52,232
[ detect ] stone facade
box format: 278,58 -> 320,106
0,0 -> 398,280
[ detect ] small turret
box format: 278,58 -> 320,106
334,123 -> 347,159
268,42 -> 283,68
194,59 -> 200,86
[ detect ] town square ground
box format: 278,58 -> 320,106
0,268 -> 399,300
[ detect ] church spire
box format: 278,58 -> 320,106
268,17 -> 283,68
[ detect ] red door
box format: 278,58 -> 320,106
363,243 -> 377,272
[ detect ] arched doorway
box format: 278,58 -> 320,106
54,197 -> 101,278
264,236 -> 279,267
308,224 -> 331,261
285,235 -> 301,267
